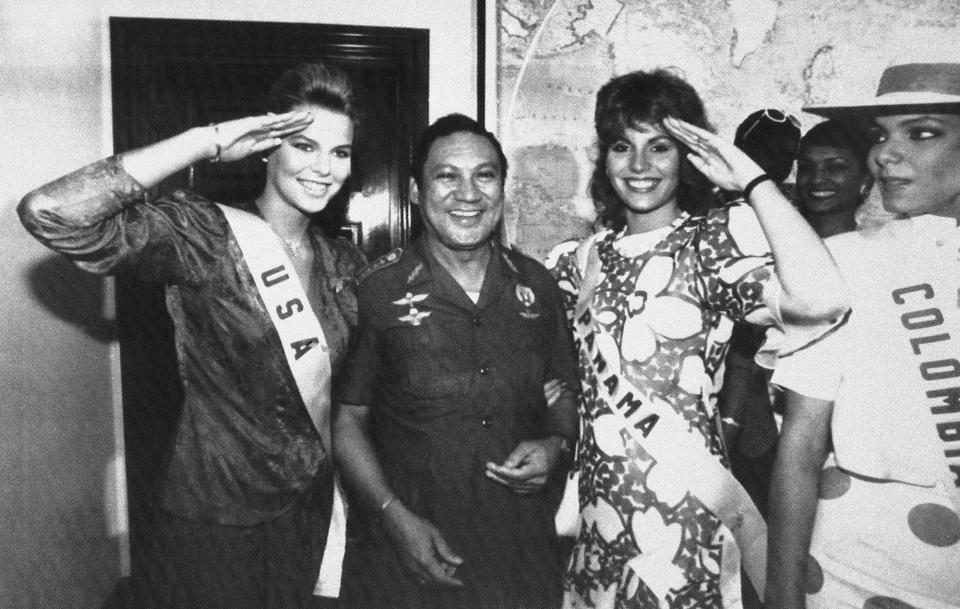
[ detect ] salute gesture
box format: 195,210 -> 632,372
663,116 -> 767,193
206,109 -> 315,163
120,109 -> 316,189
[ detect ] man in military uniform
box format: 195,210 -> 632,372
333,114 -> 578,609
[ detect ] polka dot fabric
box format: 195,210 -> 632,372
805,455 -> 960,609
553,203 -> 780,609
907,504 -> 960,548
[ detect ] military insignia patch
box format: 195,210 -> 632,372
515,284 -> 540,319
355,247 -> 403,284
394,291 -> 431,326
398,309 -> 431,326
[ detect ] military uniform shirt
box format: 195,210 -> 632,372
335,237 -> 578,609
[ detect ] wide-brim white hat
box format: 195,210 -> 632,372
804,62 -> 960,120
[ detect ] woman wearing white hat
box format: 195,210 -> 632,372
766,58 -> 960,609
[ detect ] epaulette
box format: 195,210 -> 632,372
354,247 -> 403,284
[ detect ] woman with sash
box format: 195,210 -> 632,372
548,69 -> 848,608
18,63 -> 365,609
767,55 -> 960,609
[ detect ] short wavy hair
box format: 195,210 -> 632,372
591,69 -> 715,229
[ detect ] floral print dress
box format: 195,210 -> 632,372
551,202 -> 784,609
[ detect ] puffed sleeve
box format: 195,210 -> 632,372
693,202 -> 781,325
19,156 -> 146,267
18,156 -> 232,286
692,201 -> 847,367
769,324 -> 844,401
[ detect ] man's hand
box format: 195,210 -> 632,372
484,436 -> 565,493
382,501 -> 464,587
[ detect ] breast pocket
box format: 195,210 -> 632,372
382,320 -> 470,401
487,311 -> 548,400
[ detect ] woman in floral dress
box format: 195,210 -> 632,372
550,69 -> 848,608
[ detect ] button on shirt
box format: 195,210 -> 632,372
337,238 -> 577,493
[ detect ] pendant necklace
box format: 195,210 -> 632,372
271,227 -> 309,257
280,235 -> 307,257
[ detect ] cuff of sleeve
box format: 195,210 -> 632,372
543,386 -> 580,444
543,426 -> 578,445
756,308 -> 850,370
98,155 -> 147,202
769,352 -> 841,402
543,405 -> 579,443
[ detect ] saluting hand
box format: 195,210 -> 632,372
208,109 -> 314,163
663,116 -> 766,192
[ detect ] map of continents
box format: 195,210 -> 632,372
498,0 -> 960,260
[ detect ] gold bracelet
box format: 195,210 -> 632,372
209,123 -> 222,163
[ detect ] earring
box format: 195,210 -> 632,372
261,157 -> 268,163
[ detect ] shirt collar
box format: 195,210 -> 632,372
885,213 -> 959,242
409,238 -> 515,308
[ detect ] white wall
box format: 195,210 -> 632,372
0,2 -> 477,607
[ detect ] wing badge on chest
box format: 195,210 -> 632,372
393,291 -> 431,326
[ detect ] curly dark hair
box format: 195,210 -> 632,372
591,69 -> 716,229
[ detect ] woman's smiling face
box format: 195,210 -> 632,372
605,121 -> 681,231
796,144 -> 870,217
868,113 -> 960,219
265,104 -> 353,216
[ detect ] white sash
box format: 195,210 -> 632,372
883,254 -> 960,512
604,379 -> 767,602
217,204 -> 347,597
572,236 -> 766,604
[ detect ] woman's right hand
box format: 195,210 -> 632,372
207,109 -> 315,163
663,116 -> 765,192
117,109 -> 313,190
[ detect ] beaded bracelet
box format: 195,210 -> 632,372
209,123 -> 222,164
741,173 -> 771,200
